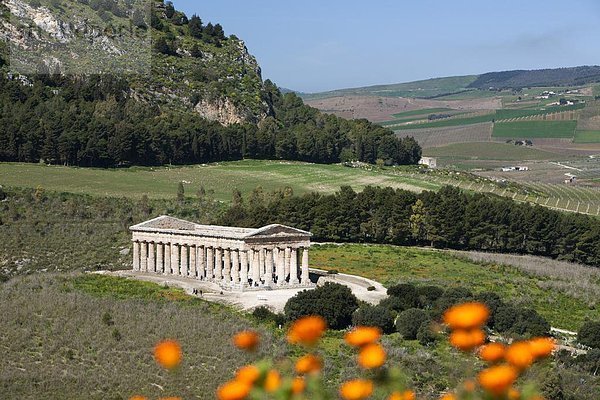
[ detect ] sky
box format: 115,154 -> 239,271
172,0 -> 600,93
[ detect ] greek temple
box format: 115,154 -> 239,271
130,216 -> 313,290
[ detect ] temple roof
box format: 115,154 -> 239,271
130,215 -> 311,240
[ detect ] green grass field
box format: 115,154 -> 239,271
422,142 -> 558,161
311,244 -> 599,331
0,161 -> 440,201
395,113 -> 497,130
594,85 -> 600,97
574,130 -> 600,143
391,108 -> 453,118
492,121 -> 577,138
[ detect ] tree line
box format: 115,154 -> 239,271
0,73 -> 421,167
221,185 -> 600,267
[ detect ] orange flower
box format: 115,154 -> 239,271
528,337 -> 555,359
389,390 -> 416,400
505,342 -> 534,370
236,365 -> 261,385
479,342 -> 506,363
345,327 -> 382,347
439,394 -> 456,400
463,380 -> 476,392
291,376 -> 306,395
233,330 -> 260,351
154,339 -> 182,370
295,354 -> 323,375
129,396 -> 148,400
217,379 -> 252,400
478,364 -> 518,396
339,379 -> 374,400
443,302 -> 490,330
159,398 -> 183,400
358,343 -> 386,369
287,316 -> 327,346
264,369 -> 282,393
508,387 -> 521,400
449,329 -> 485,351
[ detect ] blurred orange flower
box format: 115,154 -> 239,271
449,329 -> 485,351
339,379 -> 374,400
439,394 -> 456,400
508,387 -> 521,400
505,342 -> 534,370
345,326 -> 382,347
295,353 -> 323,375
264,369 -> 282,392
357,343 -> 386,369
129,396 -> 148,400
443,302 -> 489,330
287,316 -> 327,346
159,398 -> 182,400
463,379 -> 476,392
154,339 -> 182,370
217,379 -> 252,400
479,342 -> 506,363
389,390 -> 416,400
233,330 -> 260,351
236,365 -> 261,385
478,364 -> 518,396
292,376 -> 306,394
528,337 -> 555,359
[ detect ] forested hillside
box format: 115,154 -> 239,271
467,66 -> 600,89
0,0 -> 420,167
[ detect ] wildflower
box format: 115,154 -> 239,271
339,379 -> 374,400
235,365 -> 261,385
439,394 -> 456,400
159,398 -> 183,400
389,390 -> 416,400
217,379 -> 252,400
443,302 -> 490,330
479,342 -> 506,363
505,342 -> 534,370
287,316 -> 327,346
449,329 -> 485,351
129,396 -> 148,400
508,387 -> 521,400
154,339 -> 182,370
478,364 -> 518,396
295,353 -> 323,375
357,343 -> 386,369
233,330 -> 260,351
463,379 -> 476,392
528,337 -> 555,359
345,326 -> 382,347
291,376 -> 306,394
264,369 -> 282,392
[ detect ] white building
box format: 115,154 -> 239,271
419,157 -> 437,169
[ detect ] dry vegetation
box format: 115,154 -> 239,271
395,123 -> 492,148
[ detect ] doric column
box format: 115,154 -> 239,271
140,242 -> 148,272
258,249 -> 265,280
171,243 -> 179,275
265,249 -> 274,285
252,249 -> 261,285
181,245 -> 188,276
156,243 -> 164,273
198,246 -> 205,280
215,248 -> 223,280
189,245 -> 196,278
132,241 -> 140,271
148,242 -> 155,273
301,247 -> 309,284
290,248 -> 299,284
223,249 -> 231,283
276,248 -> 285,285
284,247 -> 291,282
240,250 -> 249,286
206,247 -> 214,280
231,250 -> 240,283
164,243 -> 171,275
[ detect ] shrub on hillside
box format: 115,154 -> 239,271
378,296 -> 406,313
284,282 -> 359,330
510,308 -> 550,337
578,321 -> 600,349
416,321 -> 438,346
396,308 -> 431,340
252,306 -> 285,326
387,283 -> 419,309
352,304 -> 396,334
416,285 -> 444,309
433,287 -> 474,317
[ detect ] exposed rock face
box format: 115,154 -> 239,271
194,98 -> 247,126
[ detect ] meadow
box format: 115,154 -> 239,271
492,121 -> 578,138
574,130 -> 600,143
422,142 -> 557,161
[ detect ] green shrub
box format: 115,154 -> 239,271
387,283 -> 419,309
352,305 -> 395,334
378,296 -> 406,313
511,308 -> 550,337
252,306 -> 285,326
578,321 -> 600,349
396,308 -> 430,340
416,321 -> 438,346
284,282 -> 359,330
416,285 -> 444,309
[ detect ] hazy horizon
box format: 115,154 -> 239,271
173,0 -> 600,93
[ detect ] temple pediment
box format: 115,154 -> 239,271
244,224 -> 312,239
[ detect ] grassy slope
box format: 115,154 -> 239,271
394,113 -> 497,130
422,142 -> 558,161
0,161 -> 440,201
310,244 -> 599,331
493,121 -> 577,138
574,131 -> 600,143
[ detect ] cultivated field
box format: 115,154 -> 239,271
395,123 -> 493,148
423,142 -> 558,161
574,130 -> 600,143
492,121 -> 578,138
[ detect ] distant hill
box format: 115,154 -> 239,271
302,66 -> 600,100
